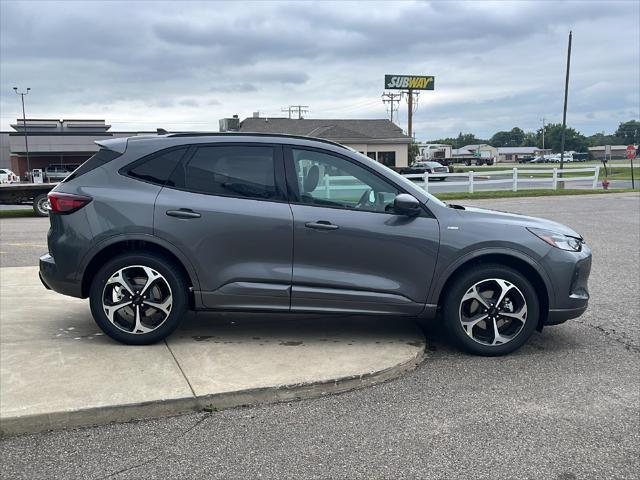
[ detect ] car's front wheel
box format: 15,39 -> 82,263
443,264 -> 539,356
89,252 -> 188,345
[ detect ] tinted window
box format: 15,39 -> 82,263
128,148 -> 187,186
64,149 -> 122,182
292,148 -> 399,213
181,145 -> 278,200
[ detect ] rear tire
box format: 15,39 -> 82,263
89,252 -> 188,345
443,264 -> 539,356
33,193 -> 50,217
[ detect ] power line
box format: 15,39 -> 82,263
381,92 -> 401,123
282,105 -> 309,119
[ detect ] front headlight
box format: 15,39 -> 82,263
528,227 -> 582,252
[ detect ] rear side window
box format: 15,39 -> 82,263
63,149 -> 122,182
127,148 -> 187,186
177,145 -> 279,200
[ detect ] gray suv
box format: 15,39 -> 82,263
40,133 -> 591,355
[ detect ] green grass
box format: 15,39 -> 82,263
433,188 -> 638,201
0,209 -> 37,218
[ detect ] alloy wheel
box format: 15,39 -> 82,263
458,278 -> 527,346
102,265 -> 173,335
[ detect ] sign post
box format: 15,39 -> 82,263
384,75 -> 435,139
627,145 -> 636,189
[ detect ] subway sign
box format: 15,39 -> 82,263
384,75 -> 435,90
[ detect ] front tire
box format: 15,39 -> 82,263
89,252 -> 188,345
443,264 -> 539,356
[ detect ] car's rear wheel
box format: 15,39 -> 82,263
443,264 -> 539,356
89,253 -> 188,345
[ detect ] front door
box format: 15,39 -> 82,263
286,147 -> 440,315
154,143 -> 293,310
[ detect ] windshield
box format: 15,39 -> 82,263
349,150 -> 447,208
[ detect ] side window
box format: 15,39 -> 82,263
292,148 -> 399,213
128,148 -> 187,186
181,145 -> 279,200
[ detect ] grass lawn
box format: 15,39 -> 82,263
0,209 -> 37,218
434,188 -> 638,201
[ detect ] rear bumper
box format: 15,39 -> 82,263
39,253 -> 83,298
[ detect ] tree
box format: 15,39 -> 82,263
536,123 -> 588,152
490,127 -> 525,147
521,131 -> 538,147
408,141 -> 420,163
587,132 -> 623,147
614,120 -> 640,144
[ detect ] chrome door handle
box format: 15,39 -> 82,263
166,209 -> 201,219
305,221 -> 339,231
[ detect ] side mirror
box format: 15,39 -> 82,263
393,194 -> 421,216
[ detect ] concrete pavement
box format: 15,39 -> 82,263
0,266 -> 425,436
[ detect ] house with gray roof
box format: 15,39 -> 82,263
231,116 -> 412,168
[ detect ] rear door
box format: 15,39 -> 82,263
284,146 -> 440,315
153,143 -> 293,310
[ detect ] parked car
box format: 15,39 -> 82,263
400,161 -> 449,181
43,164 -> 79,182
40,133 -> 592,356
528,156 -> 546,163
0,168 -> 19,183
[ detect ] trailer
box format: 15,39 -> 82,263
0,183 -> 57,217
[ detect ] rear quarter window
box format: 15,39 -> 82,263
63,149 -> 122,182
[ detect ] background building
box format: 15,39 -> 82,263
230,116 -> 412,168
1,119 -> 152,178
497,146 -> 549,162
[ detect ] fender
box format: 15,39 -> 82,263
77,233 -> 201,292
427,246 -> 555,307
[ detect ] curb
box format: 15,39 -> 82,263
0,342 -> 426,437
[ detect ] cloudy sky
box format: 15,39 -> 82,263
1,0 -> 638,140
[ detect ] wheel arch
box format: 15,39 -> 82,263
432,250 -> 552,330
80,234 -> 200,304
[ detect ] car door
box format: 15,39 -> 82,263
154,143 -> 293,311
285,146 -> 440,315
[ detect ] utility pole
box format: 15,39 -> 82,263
406,89 -> 414,139
540,117 -> 546,151
381,92 -> 401,123
559,31 -> 572,175
283,105 -> 308,119
13,87 -> 31,179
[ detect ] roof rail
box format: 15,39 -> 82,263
164,131 -> 348,149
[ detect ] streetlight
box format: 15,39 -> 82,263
13,87 -> 31,180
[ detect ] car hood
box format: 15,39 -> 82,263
456,206 -> 582,238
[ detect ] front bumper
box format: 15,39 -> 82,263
543,244 -> 592,325
39,253 -> 83,298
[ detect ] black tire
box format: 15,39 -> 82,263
33,193 -> 50,217
89,252 -> 188,345
442,263 -> 539,356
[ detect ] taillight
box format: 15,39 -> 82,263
48,192 -> 92,214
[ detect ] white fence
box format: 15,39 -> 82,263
403,167 -> 601,193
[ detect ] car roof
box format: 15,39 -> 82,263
97,132 -> 350,154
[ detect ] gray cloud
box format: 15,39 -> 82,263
1,0 -> 638,138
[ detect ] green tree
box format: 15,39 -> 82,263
408,141 -> 420,163
614,120 -> 640,144
521,131 -> 538,147
536,123 -> 588,153
587,132 -> 623,147
490,127 -> 525,147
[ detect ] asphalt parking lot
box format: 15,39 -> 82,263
1,192 -> 638,479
